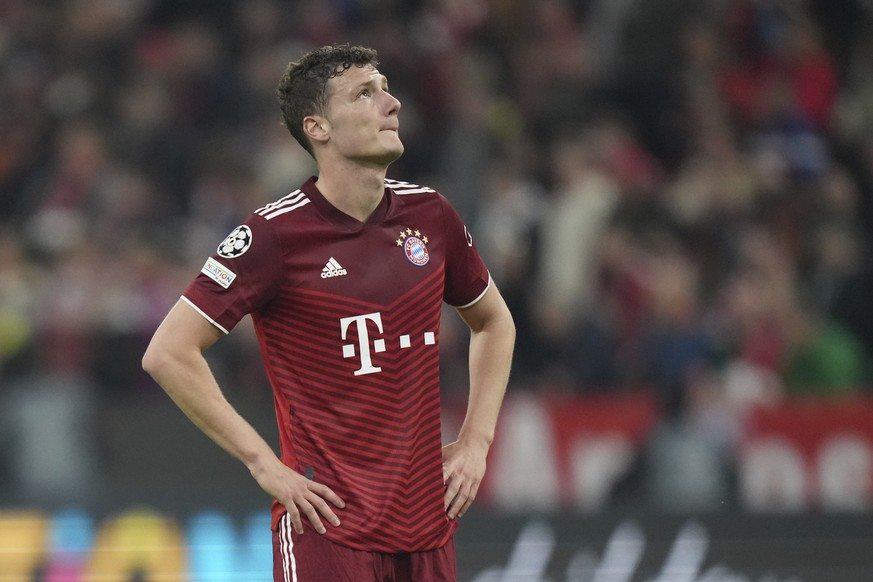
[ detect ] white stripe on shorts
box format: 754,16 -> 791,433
280,513 -> 298,582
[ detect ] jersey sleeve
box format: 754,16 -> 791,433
182,214 -> 283,334
439,194 -> 491,307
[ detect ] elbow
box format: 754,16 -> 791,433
141,340 -> 170,380
141,345 -> 158,378
506,314 -> 517,347
483,308 -> 515,350
499,302 -> 516,341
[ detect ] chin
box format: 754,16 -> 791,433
389,142 -> 405,160
377,143 -> 405,166
354,138 -> 404,166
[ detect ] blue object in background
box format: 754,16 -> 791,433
187,509 -> 272,581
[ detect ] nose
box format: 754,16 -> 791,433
385,91 -> 401,116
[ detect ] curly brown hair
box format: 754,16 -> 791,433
276,44 -> 380,157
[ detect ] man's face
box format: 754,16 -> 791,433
320,64 -> 403,166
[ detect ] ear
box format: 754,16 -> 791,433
303,115 -> 330,146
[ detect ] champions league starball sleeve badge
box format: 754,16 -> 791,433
217,225 -> 253,258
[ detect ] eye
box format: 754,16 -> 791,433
358,88 -> 371,98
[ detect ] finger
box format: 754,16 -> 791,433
308,493 -> 342,527
287,507 -> 305,535
447,491 -> 468,520
444,476 -> 461,510
311,482 -> 346,509
299,499 -> 327,534
457,481 -> 480,518
457,489 -> 478,517
446,480 -> 471,519
457,499 -> 473,518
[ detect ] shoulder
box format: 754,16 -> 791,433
385,178 -> 454,212
244,188 -> 317,243
252,188 -> 312,222
385,178 -> 442,199
218,188 -> 313,258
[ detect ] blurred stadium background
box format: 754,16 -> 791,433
2,0 -> 873,580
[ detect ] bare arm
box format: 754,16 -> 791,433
442,283 -> 515,519
142,299 -> 344,533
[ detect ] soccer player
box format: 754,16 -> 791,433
142,44 -> 515,582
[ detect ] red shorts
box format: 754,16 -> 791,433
272,513 -> 457,582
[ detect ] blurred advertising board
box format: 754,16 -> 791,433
740,396 -> 873,511
443,392 -> 873,512
3,393 -> 872,580
443,390 -> 661,511
456,511 -> 873,582
1,508 -> 871,581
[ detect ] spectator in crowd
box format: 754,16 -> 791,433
1,0 -> 873,511
473,145 -> 546,382
532,131 -> 620,384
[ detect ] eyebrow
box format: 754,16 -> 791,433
353,74 -> 389,93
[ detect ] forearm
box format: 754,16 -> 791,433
144,339 -> 344,532
457,308 -> 515,449
143,340 -> 275,472
442,291 -> 515,519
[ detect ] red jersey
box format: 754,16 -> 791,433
183,177 -> 490,553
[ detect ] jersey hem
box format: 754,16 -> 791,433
180,295 -> 230,334
452,274 -> 491,309
274,507 -> 456,554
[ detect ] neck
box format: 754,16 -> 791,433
315,159 -> 388,222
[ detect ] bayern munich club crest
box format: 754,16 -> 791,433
396,227 -> 430,266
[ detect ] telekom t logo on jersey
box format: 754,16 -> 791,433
340,312 -> 436,376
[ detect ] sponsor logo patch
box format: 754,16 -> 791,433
217,225 -> 253,258
201,257 -> 237,289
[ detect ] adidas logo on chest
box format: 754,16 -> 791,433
321,257 -> 347,278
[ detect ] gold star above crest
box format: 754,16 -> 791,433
395,227 -> 429,246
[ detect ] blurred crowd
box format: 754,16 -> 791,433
2,0 -> 873,507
